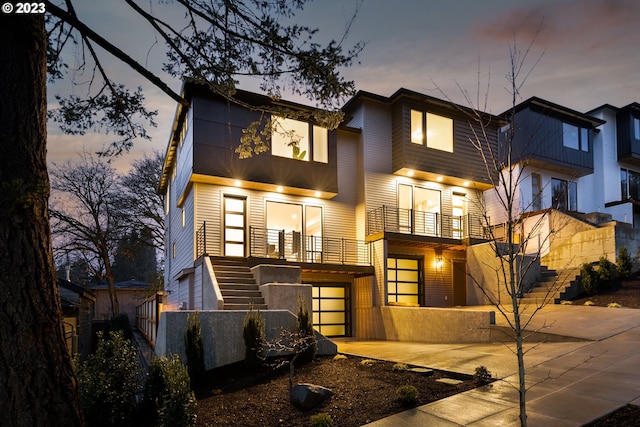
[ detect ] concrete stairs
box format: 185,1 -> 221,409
519,266 -> 582,305
211,257 -> 267,310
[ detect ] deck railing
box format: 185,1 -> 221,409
195,222 -> 371,266
366,205 -> 486,240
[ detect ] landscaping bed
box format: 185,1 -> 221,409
194,355 -> 484,426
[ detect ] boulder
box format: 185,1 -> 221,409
289,383 -> 334,409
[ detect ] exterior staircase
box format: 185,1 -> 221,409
211,257 -> 267,310
519,266 -> 582,305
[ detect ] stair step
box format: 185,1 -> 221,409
219,283 -> 260,290
223,303 -> 268,310
223,296 -> 265,304
220,290 -> 263,298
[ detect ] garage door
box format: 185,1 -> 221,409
312,284 -> 350,337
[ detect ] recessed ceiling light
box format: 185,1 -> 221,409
234,180 -> 241,187
277,186 -> 283,192
437,176 -> 443,182
407,170 -> 414,177
314,191 -> 321,197
463,181 -> 469,187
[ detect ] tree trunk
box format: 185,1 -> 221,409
0,14 -> 85,426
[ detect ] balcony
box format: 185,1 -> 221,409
366,206 -> 486,241
196,223 -> 370,266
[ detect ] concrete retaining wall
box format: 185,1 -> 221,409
155,309 -> 336,370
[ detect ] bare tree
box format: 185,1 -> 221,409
2,2 -> 361,422
50,153 -> 129,316
120,151 -> 165,252
451,34 -> 572,427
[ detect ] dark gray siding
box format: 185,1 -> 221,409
616,106 -> 640,167
391,101 -> 498,186
510,107 -> 594,176
191,96 -> 338,193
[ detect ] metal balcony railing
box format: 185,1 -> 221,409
366,206 -> 486,240
195,222 -> 371,266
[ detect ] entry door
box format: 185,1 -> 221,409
452,193 -> 467,239
453,261 -> 467,306
223,195 -> 246,257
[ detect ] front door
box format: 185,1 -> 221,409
223,195 -> 246,257
453,261 -> 467,306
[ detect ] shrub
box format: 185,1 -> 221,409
392,362 -> 409,372
607,302 -> 622,308
332,354 -> 347,361
243,305 -> 265,369
360,359 -> 375,367
109,312 -> 133,340
473,366 -> 492,384
560,300 -> 573,305
581,263 -> 597,295
396,385 -> 419,406
597,256 -> 614,290
75,330 -> 141,427
157,356 -> 198,427
309,413 -> 333,427
584,301 -> 595,306
296,294 -> 317,364
185,311 -> 206,388
618,247 -> 632,279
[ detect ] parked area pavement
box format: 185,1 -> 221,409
335,305 -> 640,426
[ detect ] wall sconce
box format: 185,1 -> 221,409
435,247 -> 444,268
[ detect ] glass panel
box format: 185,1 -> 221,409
388,283 -> 397,293
563,123 -> 579,150
225,243 -> 244,256
531,173 -> 542,210
319,325 -> 345,336
387,258 -> 396,268
551,179 -> 567,210
580,127 -> 589,152
634,117 -> 640,140
312,312 -> 320,324
225,213 -> 243,227
266,201 -> 302,232
397,270 -> 418,282
312,299 -> 319,311
397,295 -> 419,305
313,125 -> 328,163
225,197 -> 244,212
322,287 -> 345,298
426,113 -> 453,152
398,184 -> 412,210
323,299 -> 345,311
414,188 -> 440,213
322,312 -> 345,324
397,283 -> 419,294
397,259 -> 418,269
306,205 -> 322,237
226,229 -> 244,242
387,270 -> 396,281
312,287 -> 319,298
569,182 -> 577,211
621,169 -> 629,199
630,171 -> 640,199
411,110 -> 423,144
271,117 -> 310,161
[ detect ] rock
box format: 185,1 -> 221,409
408,367 -> 433,376
289,383 -> 334,409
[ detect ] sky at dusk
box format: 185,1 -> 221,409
46,0 -> 640,172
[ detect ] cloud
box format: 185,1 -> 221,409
473,0 -> 640,52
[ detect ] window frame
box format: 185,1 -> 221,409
562,122 -> 589,152
410,109 -> 454,152
271,116 -> 329,163
551,178 -> 577,211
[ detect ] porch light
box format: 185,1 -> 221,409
435,247 -> 444,268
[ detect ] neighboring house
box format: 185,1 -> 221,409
58,277 -> 95,358
484,97 -> 605,256
90,279 -> 154,326
583,102 -> 640,227
159,82 -> 502,339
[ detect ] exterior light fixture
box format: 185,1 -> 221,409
234,180 -> 242,187
314,191 -> 321,198
277,186 -> 283,192
407,170 -> 414,177
437,176 -> 443,182
463,181 -> 469,187
435,247 -> 444,268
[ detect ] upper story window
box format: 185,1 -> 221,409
634,117 -> 640,140
271,117 -> 328,163
531,173 -> 542,211
563,123 -> 588,152
410,109 -> 453,152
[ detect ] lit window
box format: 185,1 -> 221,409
411,110 -> 423,144
563,123 -> 589,152
313,125 -> 328,163
271,118 -> 329,162
426,113 -> 454,152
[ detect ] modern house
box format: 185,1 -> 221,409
158,81 -> 501,341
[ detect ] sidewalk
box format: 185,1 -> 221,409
336,305 -> 640,426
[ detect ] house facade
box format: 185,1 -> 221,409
159,82 -> 501,338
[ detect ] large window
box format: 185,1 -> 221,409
312,284 -> 349,337
265,200 -> 323,261
551,178 -> 577,211
271,117 -> 328,162
634,117 -> 640,140
621,168 -> 640,199
563,123 -> 589,152
398,183 -> 441,235
410,109 -> 453,152
387,257 -> 421,305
